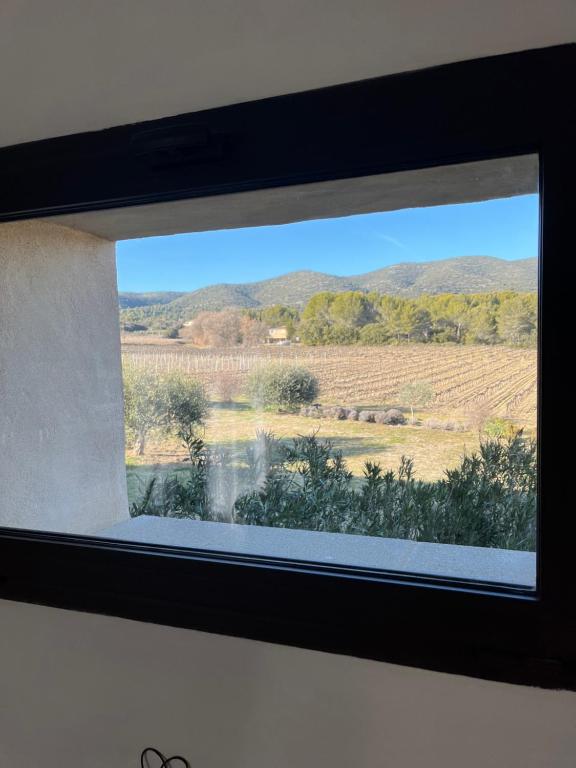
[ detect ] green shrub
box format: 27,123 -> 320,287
235,432 -> 536,550
130,430 -> 536,552
247,365 -> 319,411
484,417 -> 517,439
122,322 -> 148,333
130,436 -> 211,520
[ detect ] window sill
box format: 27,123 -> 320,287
99,516 -> 535,589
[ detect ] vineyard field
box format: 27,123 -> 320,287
122,342 -> 537,425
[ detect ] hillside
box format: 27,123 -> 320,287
167,270 -> 357,315
353,257 -> 537,295
119,291 -> 185,309
120,256 -> 537,324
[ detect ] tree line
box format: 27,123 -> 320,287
247,290 -> 537,347
123,290 -> 537,348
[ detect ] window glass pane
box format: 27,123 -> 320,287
0,156 -> 539,588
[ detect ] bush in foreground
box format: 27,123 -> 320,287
235,432 -> 536,550
131,431 -> 536,551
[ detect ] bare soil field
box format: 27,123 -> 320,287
122,341 -> 537,425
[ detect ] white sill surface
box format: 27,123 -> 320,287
99,516 -> 536,588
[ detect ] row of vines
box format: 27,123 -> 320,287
122,343 -> 537,423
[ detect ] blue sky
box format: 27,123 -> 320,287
116,194 -> 539,293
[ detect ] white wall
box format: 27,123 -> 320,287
0,0 -> 575,148
0,220 -> 128,533
0,598 -> 575,768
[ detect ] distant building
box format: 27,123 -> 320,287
265,326 -> 290,344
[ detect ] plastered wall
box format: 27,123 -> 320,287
0,598 -> 575,768
0,219 -> 128,532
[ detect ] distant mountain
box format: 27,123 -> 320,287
352,256 -> 537,295
119,256 -> 537,323
167,270 -> 357,315
118,291 -> 185,309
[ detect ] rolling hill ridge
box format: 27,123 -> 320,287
119,256 -> 537,323
118,291 -> 186,309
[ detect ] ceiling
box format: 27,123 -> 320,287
0,0 -> 575,149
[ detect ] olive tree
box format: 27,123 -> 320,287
399,380 -> 434,423
162,372 -> 210,458
123,363 -> 209,455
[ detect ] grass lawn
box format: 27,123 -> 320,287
126,400 -> 483,505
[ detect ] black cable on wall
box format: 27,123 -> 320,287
141,747 -> 190,768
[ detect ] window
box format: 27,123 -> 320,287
1,156 -> 539,589
0,44 -> 574,689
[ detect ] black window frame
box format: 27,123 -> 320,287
0,44 -> 574,689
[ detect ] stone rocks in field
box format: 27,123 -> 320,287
301,404 -> 322,417
321,406 -> 345,419
381,408 -> 406,425
299,403 -> 406,426
423,418 -> 466,432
